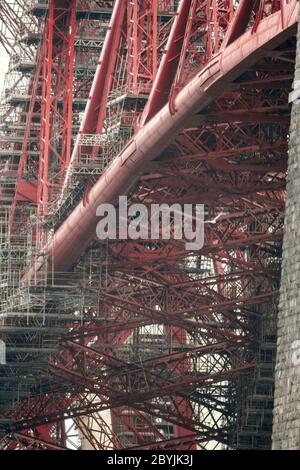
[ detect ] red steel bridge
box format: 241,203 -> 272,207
0,0 -> 298,450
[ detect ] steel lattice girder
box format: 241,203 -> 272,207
0,0 -> 298,450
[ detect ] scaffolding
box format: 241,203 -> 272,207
0,0 -> 289,451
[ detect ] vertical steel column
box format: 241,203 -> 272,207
37,0 -> 76,220
127,0 -> 158,95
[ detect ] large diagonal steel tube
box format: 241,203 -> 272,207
222,0 -> 257,47
71,0 -> 125,149
140,0 -> 192,125
25,1 -> 299,281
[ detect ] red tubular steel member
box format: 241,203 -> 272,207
222,0 -> 257,47
24,1 -> 299,282
71,0 -> 125,152
140,0 -> 192,126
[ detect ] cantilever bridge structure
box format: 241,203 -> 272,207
0,0 -> 299,450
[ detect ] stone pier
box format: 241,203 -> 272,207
272,15 -> 300,450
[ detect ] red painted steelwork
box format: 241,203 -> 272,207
75,0 -> 126,139
24,1 -> 299,280
0,0 -> 297,451
222,0 -> 257,47
37,0 -> 76,217
141,0 -> 192,125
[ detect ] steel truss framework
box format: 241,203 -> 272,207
0,0 -> 298,450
